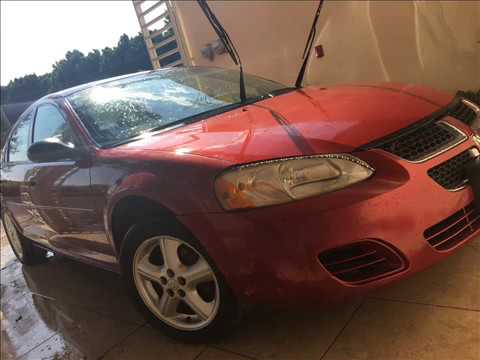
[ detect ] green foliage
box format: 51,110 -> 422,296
1,74 -> 50,104
1,108 -> 10,148
1,33 -> 152,104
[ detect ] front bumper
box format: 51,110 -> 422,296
179,120 -> 480,306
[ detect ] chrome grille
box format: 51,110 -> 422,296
428,148 -> 478,190
318,241 -> 406,284
424,202 -> 480,251
449,99 -> 479,126
378,122 -> 465,162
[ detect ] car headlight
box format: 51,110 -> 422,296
215,154 -> 374,210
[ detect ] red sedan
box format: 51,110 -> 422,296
1,67 -> 479,341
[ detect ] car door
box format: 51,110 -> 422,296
25,101 -> 102,259
0,108 -> 40,241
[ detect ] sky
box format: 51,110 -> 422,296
1,0 -> 142,85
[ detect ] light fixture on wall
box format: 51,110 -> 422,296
201,39 -> 227,61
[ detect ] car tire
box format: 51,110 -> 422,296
120,218 -> 240,342
2,212 -> 47,265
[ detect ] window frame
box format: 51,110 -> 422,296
31,102 -> 76,146
5,108 -> 34,164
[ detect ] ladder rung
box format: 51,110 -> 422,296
167,59 -> 183,67
150,36 -> 176,50
157,48 -> 180,61
148,24 -> 173,40
141,1 -> 165,17
145,11 -> 168,28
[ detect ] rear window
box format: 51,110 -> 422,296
67,67 -> 287,147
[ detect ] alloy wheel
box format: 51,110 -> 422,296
133,235 -> 220,331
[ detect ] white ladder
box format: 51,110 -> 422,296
132,1 -> 187,69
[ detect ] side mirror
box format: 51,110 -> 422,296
27,140 -> 82,163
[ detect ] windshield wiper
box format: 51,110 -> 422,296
197,0 -> 246,103
295,0 -> 325,88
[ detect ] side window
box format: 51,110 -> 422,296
8,113 -> 32,163
33,104 -> 76,146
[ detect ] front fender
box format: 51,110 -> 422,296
91,150 -> 230,252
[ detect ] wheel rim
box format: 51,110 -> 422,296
3,214 -> 24,259
133,236 -> 220,331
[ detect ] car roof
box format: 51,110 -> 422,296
44,66 -> 223,100
45,70 -> 153,99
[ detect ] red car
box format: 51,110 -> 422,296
1,67 -> 479,341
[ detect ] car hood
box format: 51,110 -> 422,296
114,83 -> 453,164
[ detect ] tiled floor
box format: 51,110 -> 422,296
1,226 -> 479,360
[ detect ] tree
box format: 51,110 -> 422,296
1,33 -> 152,104
1,107 -> 10,148
1,74 -> 50,103
50,50 -> 87,91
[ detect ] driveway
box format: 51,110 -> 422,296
1,224 -> 479,360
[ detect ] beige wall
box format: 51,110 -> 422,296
173,0 -> 479,93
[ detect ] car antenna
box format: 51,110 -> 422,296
295,0 -> 325,88
197,0 -> 246,103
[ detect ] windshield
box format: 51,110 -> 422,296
67,67 -> 288,147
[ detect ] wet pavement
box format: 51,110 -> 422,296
1,224 -> 479,360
